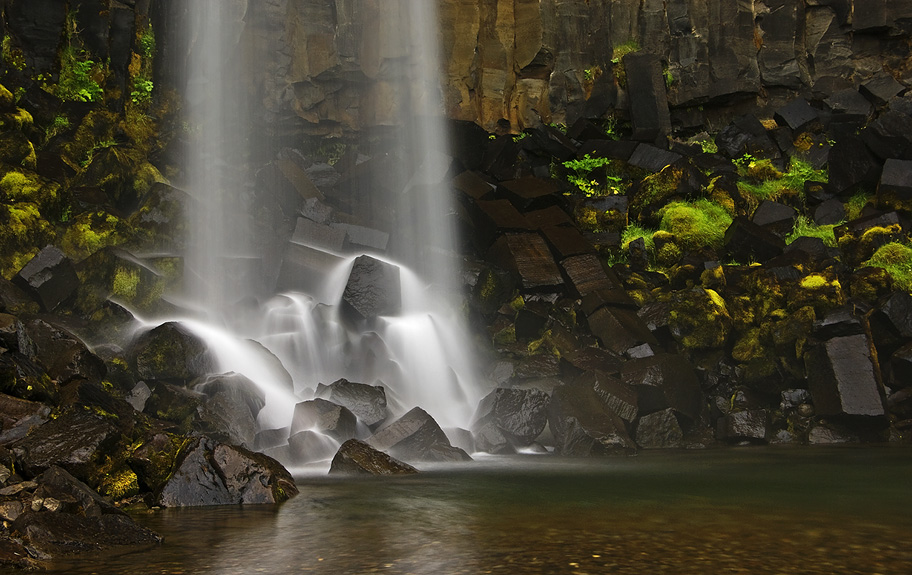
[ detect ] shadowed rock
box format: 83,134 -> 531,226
287,430 -> 339,463
290,399 -> 357,443
341,255 -> 401,323
193,373 -> 266,449
487,233 -> 565,292
10,410 -> 119,480
328,439 -> 418,475
635,408 -> 683,449
471,388 -> 550,450
315,378 -> 388,429
157,437 -> 297,507
129,322 -> 214,384
620,354 -> 702,421
12,246 -> 79,312
23,319 -> 106,385
716,410 -> 769,442
548,379 -> 636,456
806,334 -> 886,418
368,407 -> 471,463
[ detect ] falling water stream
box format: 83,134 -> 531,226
130,0 -> 481,468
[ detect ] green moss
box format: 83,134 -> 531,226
789,271 -> 844,314
658,199 -> 733,250
737,157 -> 826,202
668,288 -> 732,350
0,202 -> 52,278
785,215 -> 839,247
863,242 -> 912,292
845,192 -> 871,221
112,267 -> 140,299
0,171 -> 41,199
60,211 -> 134,261
621,224 -> 656,252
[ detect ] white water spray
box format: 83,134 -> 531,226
158,0 -> 481,463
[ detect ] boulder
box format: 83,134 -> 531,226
129,322 -> 214,384
752,200 -> 798,237
314,378 -> 388,429
328,439 -> 418,476
716,409 -> 769,442
499,177 -> 561,212
813,198 -> 845,226
368,407 -> 470,463
0,392 -> 50,445
828,136 -> 880,194
585,306 -> 658,356
723,217 -> 785,263
156,437 -> 297,507
193,373 -> 266,448
774,99 -> 819,132
620,354 -> 702,421
11,245 -> 79,312
541,224 -> 594,260
635,408 -> 684,449
876,291 -> 912,339
560,254 -> 617,298
287,430 -> 339,463
805,334 -> 886,419
340,255 -> 401,323
22,319 -> 106,385
877,158 -> 912,216
487,233 -> 565,292
471,388 -> 550,449
290,399 -> 357,443
548,380 -> 636,456
11,512 -> 161,559
859,74 -> 905,107
10,410 -> 119,480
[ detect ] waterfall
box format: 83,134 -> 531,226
165,0 -> 480,462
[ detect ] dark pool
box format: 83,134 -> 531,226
47,447 -> 912,574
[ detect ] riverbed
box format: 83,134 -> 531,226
48,446 -> 912,574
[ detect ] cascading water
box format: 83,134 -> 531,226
139,0 -> 481,467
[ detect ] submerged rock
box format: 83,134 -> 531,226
328,439 -> 418,475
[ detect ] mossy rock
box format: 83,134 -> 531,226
0,131 -> 37,170
60,109 -> 119,170
0,84 -> 14,110
59,209 -> 135,262
0,108 -> 34,132
735,268 -> 786,321
630,160 -> 707,226
849,266 -> 894,303
128,431 -> 192,493
0,167 -> 60,213
127,182 -> 192,252
471,266 -> 515,316
76,145 -> 163,210
0,202 -> 53,279
668,287 -> 732,350
766,305 -> 816,361
658,199 -> 733,251
0,351 -> 60,404
836,222 -> 906,267
787,271 -> 845,315
129,322 -> 214,384
71,246 -> 170,320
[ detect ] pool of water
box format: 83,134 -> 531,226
48,447 -> 912,574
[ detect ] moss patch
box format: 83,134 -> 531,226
658,199 -> 733,250
863,242 -> 912,292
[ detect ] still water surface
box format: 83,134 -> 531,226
49,447 -> 912,574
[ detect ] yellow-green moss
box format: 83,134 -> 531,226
790,272 -> 844,314
863,242 -> 912,292
0,202 -> 52,278
786,215 -> 839,247
0,171 -> 41,199
60,211 -> 132,261
112,266 -> 140,299
668,288 -> 732,350
658,199 -> 733,250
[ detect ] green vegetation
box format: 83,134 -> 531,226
785,215 -> 839,247
621,223 -> 656,252
864,242 -> 912,292
43,11 -> 105,103
611,40 -> 640,64
658,199 -> 733,250
130,24 -> 156,105
562,154 -> 623,197
845,192 -> 870,221
736,157 -> 827,202
1,35 -> 26,72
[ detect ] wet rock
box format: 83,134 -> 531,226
828,136 -> 881,194
620,354 -> 702,421
0,352 -> 59,403
0,392 -> 50,445
287,430 -> 339,463
331,222 -> 390,253
314,378 -> 388,429
774,99 -> 819,132
806,334 -> 886,418
277,242 -> 346,294
0,314 -> 29,356
35,466 -> 121,517
23,319 -> 106,385
716,409 -> 769,443
142,382 -> 203,430
890,343 -> 912,389
723,217 -> 785,263
585,306 -> 658,356
328,439 -> 418,476
368,407 -> 470,463
807,424 -> 858,445
635,408 -> 684,449
11,245 -> 79,312
813,198 -> 845,226
548,380 -> 636,456
12,512 -> 161,559
11,410 -> 119,480
124,381 -> 151,412
471,423 -> 515,454
471,388 -> 550,449
156,437 -> 297,507
878,158 -> 912,216
254,427 -> 291,452
499,177 -> 561,212
291,217 -> 347,252
193,373 -> 266,448
560,254 -> 617,298
487,233 -> 565,292
290,399 -> 357,443
340,255 -> 401,323
129,322 -> 214,384
859,74 -> 905,107
0,277 -> 39,316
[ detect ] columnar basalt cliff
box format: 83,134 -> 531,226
150,0 -> 912,135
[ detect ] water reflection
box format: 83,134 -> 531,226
50,448 -> 912,574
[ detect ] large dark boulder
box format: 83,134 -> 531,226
290,399 -> 357,443
11,512 -> 161,559
805,334 -> 887,419
723,217 -> 786,263
471,388 -> 550,450
635,408 -> 684,449
315,378 -> 388,429
487,233 -> 565,292
193,373 -> 266,449
22,319 -> 106,385
547,379 -> 636,456
0,392 -> 50,445
716,409 -> 769,443
624,53 -> 672,144
156,437 -> 297,507
11,246 -> 79,312
129,322 -> 214,384
340,255 -> 401,323
328,439 -> 418,476
368,407 -> 471,463
620,354 -> 702,421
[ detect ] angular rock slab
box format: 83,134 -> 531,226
12,512 -> 161,559
290,399 -> 357,443
471,388 -> 550,448
157,437 -> 297,507
548,380 -> 636,457
620,354 -> 702,421
487,233 -> 565,292
341,255 -> 401,323
624,53 -> 672,144
11,410 -> 118,480
635,408 -> 684,449
328,439 -> 418,476
716,409 -> 769,442
315,378 -> 388,428
806,334 -> 886,418
12,245 -> 78,312
368,407 -> 471,463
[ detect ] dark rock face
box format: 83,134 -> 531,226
193,373 -> 266,449
548,380 -> 636,456
635,408 -> 683,449
471,388 -> 550,450
328,439 -> 418,475
315,378 -> 388,429
487,233 -> 565,291
129,322 -> 214,384
11,246 -> 79,312
290,399 -> 357,443
11,411 -> 119,480
625,53 -> 672,144
341,255 -> 401,323
620,354 -> 702,421
716,410 -> 769,443
806,334 -> 886,419
156,438 -> 297,507
23,319 -> 106,385
368,407 -> 471,463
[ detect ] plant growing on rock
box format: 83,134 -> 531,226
785,215 -> 839,247
562,154 -> 624,197
863,242 -> 912,292
657,199 -> 733,250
